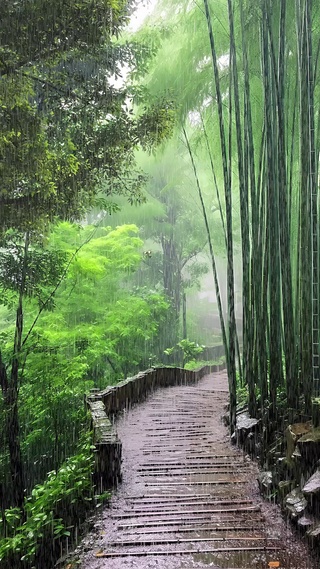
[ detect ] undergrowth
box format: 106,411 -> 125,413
0,432 -> 96,568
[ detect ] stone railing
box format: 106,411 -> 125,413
86,363 -> 226,492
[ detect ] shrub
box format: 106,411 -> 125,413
0,434 -> 95,568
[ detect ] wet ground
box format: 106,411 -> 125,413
77,370 -> 318,569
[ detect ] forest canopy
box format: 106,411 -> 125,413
0,0 -> 174,229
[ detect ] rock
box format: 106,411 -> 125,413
303,469 -> 320,494
297,427 -> 320,464
258,471 -> 273,492
284,488 -> 307,518
307,523 -> 320,538
286,422 -> 312,464
235,412 -> 260,446
237,412 -> 260,431
289,422 -> 313,436
298,515 -> 315,529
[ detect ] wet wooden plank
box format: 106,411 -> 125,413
107,536 -> 273,547
112,506 -> 260,519
95,546 -> 282,558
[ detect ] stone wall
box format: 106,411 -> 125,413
87,399 -> 122,493
86,363 -> 225,491
235,411 -> 320,552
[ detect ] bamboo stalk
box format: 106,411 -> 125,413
203,0 -> 237,432
183,127 -> 229,366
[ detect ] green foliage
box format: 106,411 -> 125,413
164,339 -> 204,367
0,221 -> 170,494
136,98 -> 175,151
0,434 -> 94,566
18,348 -> 93,488
184,357 -> 225,371
177,339 -> 204,362
236,386 -> 249,409
40,223 -> 169,380
0,0 -> 132,64
134,0 -> 229,122
0,0 -> 175,529
0,230 -> 67,306
0,0 -> 175,231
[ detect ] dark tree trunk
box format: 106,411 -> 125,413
1,307 -> 25,509
162,238 -> 181,315
0,233 -> 30,508
182,292 -> 187,339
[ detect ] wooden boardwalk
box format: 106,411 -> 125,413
79,370 -> 316,569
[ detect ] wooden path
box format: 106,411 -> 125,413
79,370 -> 316,569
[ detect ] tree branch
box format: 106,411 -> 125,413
181,241 -> 208,270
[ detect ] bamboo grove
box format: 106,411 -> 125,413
161,0 -> 320,429
187,0 -> 320,429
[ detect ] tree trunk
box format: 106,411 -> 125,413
161,236 -> 181,347
203,0 -> 237,432
0,233 -> 30,508
182,292 -> 187,339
